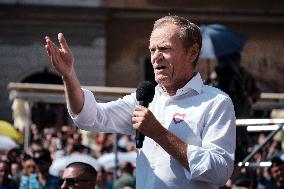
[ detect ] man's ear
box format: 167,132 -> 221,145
188,43 -> 200,63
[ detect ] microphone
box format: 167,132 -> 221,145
135,81 -> 155,148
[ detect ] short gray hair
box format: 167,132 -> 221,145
152,15 -> 202,65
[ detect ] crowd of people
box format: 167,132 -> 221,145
0,123 -> 136,189
223,127 -> 284,189
0,119 -> 283,189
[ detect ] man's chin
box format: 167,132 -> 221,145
155,77 -> 170,86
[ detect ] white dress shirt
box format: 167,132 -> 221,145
70,73 -> 236,189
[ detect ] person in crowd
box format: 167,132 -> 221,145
268,163 -> 284,189
113,162 -> 135,189
31,123 -> 43,142
117,135 -> 136,152
19,149 -> 59,189
60,162 -> 97,189
212,53 -> 260,164
48,135 -> 64,160
6,148 -> 23,187
0,160 -> 17,189
45,15 -> 236,188
6,148 -> 22,168
258,152 -> 284,189
10,162 -> 21,187
95,167 -> 113,189
213,53 -> 260,119
100,134 -> 114,154
29,139 -> 44,158
22,158 -> 36,177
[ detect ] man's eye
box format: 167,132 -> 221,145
149,47 -> 170,54
160,47 -> 171,52
149,48 -> 155,54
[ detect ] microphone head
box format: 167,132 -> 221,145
136,81 -> 155,103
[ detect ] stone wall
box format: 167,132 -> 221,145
0,6 -> 106,121
1,1 -> 284,122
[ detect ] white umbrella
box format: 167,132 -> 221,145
49,153 -> 101,176
97,151 -> 136,169
0,135 -> 18,150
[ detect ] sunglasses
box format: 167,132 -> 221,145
59,178 -> 91,187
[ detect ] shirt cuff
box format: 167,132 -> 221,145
184,144 -> 211,180
68,88 -> 97,128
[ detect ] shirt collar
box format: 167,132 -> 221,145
156,72 -> 203,96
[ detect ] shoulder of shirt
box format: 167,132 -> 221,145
202,84 -> 231,100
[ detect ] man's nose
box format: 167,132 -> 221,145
61,180 -> 68,189
152,50 -> 163,63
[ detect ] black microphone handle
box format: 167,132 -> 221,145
135,101 -> 149,148
135,131 -> 145,148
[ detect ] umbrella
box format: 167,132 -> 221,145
49,153 -> 101,176
0,120 -> 23,143
97,151 -> 136,170
200,24 -> 247,59
0,135 -> 18,150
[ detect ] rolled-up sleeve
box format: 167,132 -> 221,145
69,88 -> 136,135
184,96 -> 236,186
69,89 -> 98,129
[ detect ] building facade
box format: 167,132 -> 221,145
1,0 -> 284,122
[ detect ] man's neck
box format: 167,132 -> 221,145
161,72 -> 196,96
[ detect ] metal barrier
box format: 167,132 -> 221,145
236,119 -> 284,167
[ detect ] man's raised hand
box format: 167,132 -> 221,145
45,33 -> 75,79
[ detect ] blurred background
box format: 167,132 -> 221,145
1,1 -> 284,189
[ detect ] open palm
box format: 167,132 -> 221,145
45,33 -> 74,79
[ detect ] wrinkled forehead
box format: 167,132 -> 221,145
149,23 -> 181,45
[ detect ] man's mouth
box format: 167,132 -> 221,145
156,66 -> 167,70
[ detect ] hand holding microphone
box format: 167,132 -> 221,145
134,81 -> 155,148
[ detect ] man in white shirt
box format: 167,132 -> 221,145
45,15 -> 236,189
